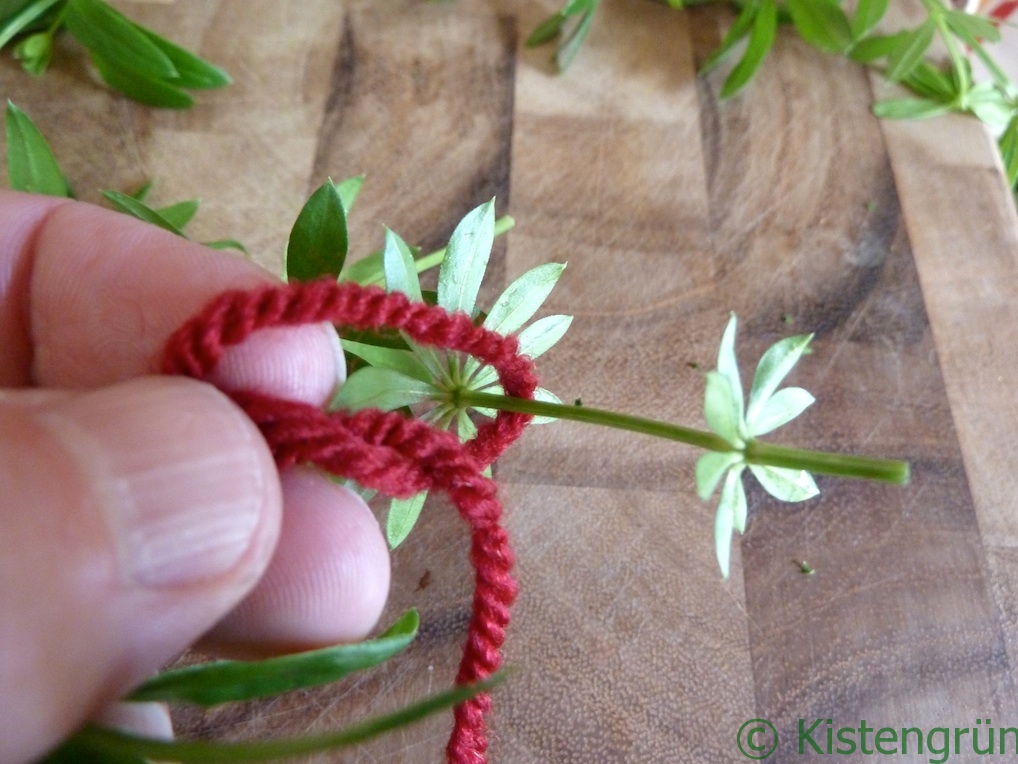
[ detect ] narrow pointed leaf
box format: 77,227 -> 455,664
387,493 -> 428,548
851,0 -> 888,41
204,239 -> 248,253
331,367 -> 435,412
286,179 -> 348,281
700,0 -> 756,76
456,409 -> 478,440
695,451 -> 742,500
64,0 -> 177,80
716,466 -> 745,578
529,386 -> 564,425
383,227 -> 423,301
871,97 -> 953,120
154,198 -> 200,229
128,610 -> 418,706
749,464 -> 819,502
90,57 -> 194,108
715,313 -> 744,425
132,23 -> 231,88
885,19 -> 935,82
516,314 -> 572,359
341,338 -> 432,383
848,31 -> 907,64
943,10 -> 1000,45
746,332 -> 813,424
999,115 -> 1018,188
437,199 -> 495,315
556,2 -> 597,70
484,262 -> 566,335
788,0 -> 852,54
102,190 -> 186,235
5,100 -> 72,197
747,386 -> 815,437
704,371 -> 743,447
720,0 -> 777,99
335,175 -> 364,212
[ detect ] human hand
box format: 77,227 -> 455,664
0,190 -> 391,763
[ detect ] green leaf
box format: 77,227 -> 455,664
89,57 -> 194,108
787,0 -> 853,54
0,0 -> 62,52
720,0 -> 777,99
871,97 -> 953,120
437,198 -> 495,315
331,366 -> 436,412
851,0 -> 888,42
516,313 -> 573,359
101,189 -> 186,236
704,371 -> 744,447
204,238 -> 248,253
700,0 -> 756,76
154,198 -> 199,229
484,262 -> 566,336
335,174 -> 365,212
885,19 -> 935,82
942,9 -> 1000,46
383,227 -> 423,301
529,386 -> 564,425
5,100 -> 72,197
13,29 -> 51,73
55,674 -> 505,763
715,465 -> 746,578
999,115 -> 1018,188
526,11 -> 567,47
964,81 -> 1013,130
745,332 -> 813,425
748,464 -> 819,502
695,450 -> 742,500
341,338 -> 433,383
556,1 -> 597,70
132,23 -> 231,89
848,31 -> 907,64
747,386 -> 814,437
286,179 -> 349,282
129,610 -> 418,706
902,59 -> 957,100
386,492 -> 427,548
715,313 -> 744,426
64,0 -> 177,80
456,408 -> 479,438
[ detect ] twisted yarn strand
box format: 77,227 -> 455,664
162,279 -> 538,763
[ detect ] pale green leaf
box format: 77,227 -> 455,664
382,227 -> 423,301
386,493 -> 427,548
704,371 -> 744,447
5,100 -> 72,197
341,338 -> 433,383
556,1 -> 597,70
529,386 -> 563,425
516,314 -> 573,359
335,175 -> 364,212
747,386 -> 814,437
695,451 -> 742,500
943,9 -> 1000,46
128,610 -> 418,705
456,409 -> 478,440
14,29 -> 51,74
746,332 -> 813,425
331,367 -> 435,412
871,97 -> 953,120
484,262 -> 566,335
716,313 -> 744,425
286,179 -> 348,282
437,198 -> 495,315
204,238 -> 248,253
715,466 -> 746,578
748,464 -> 819,502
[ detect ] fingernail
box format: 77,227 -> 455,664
43,378 -> 270,587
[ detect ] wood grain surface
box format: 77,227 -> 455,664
6,1 -> 1018,762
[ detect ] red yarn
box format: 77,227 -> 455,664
162,278 -> 538,763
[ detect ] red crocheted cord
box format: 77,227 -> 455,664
161,279 -> 538,763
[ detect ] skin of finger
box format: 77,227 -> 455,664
0,384 -> 282,763
0,192 -> 339,403
201,468 -> 391,657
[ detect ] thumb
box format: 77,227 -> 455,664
0,377 -> 282,763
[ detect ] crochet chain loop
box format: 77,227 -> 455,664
161,279 -> 539,763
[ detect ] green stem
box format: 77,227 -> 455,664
456,389 -> 909,485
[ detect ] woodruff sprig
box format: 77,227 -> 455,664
0,0 -> 230,107
530,0 -> 1018,194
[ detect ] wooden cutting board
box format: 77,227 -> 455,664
7,1 -> 1018,761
